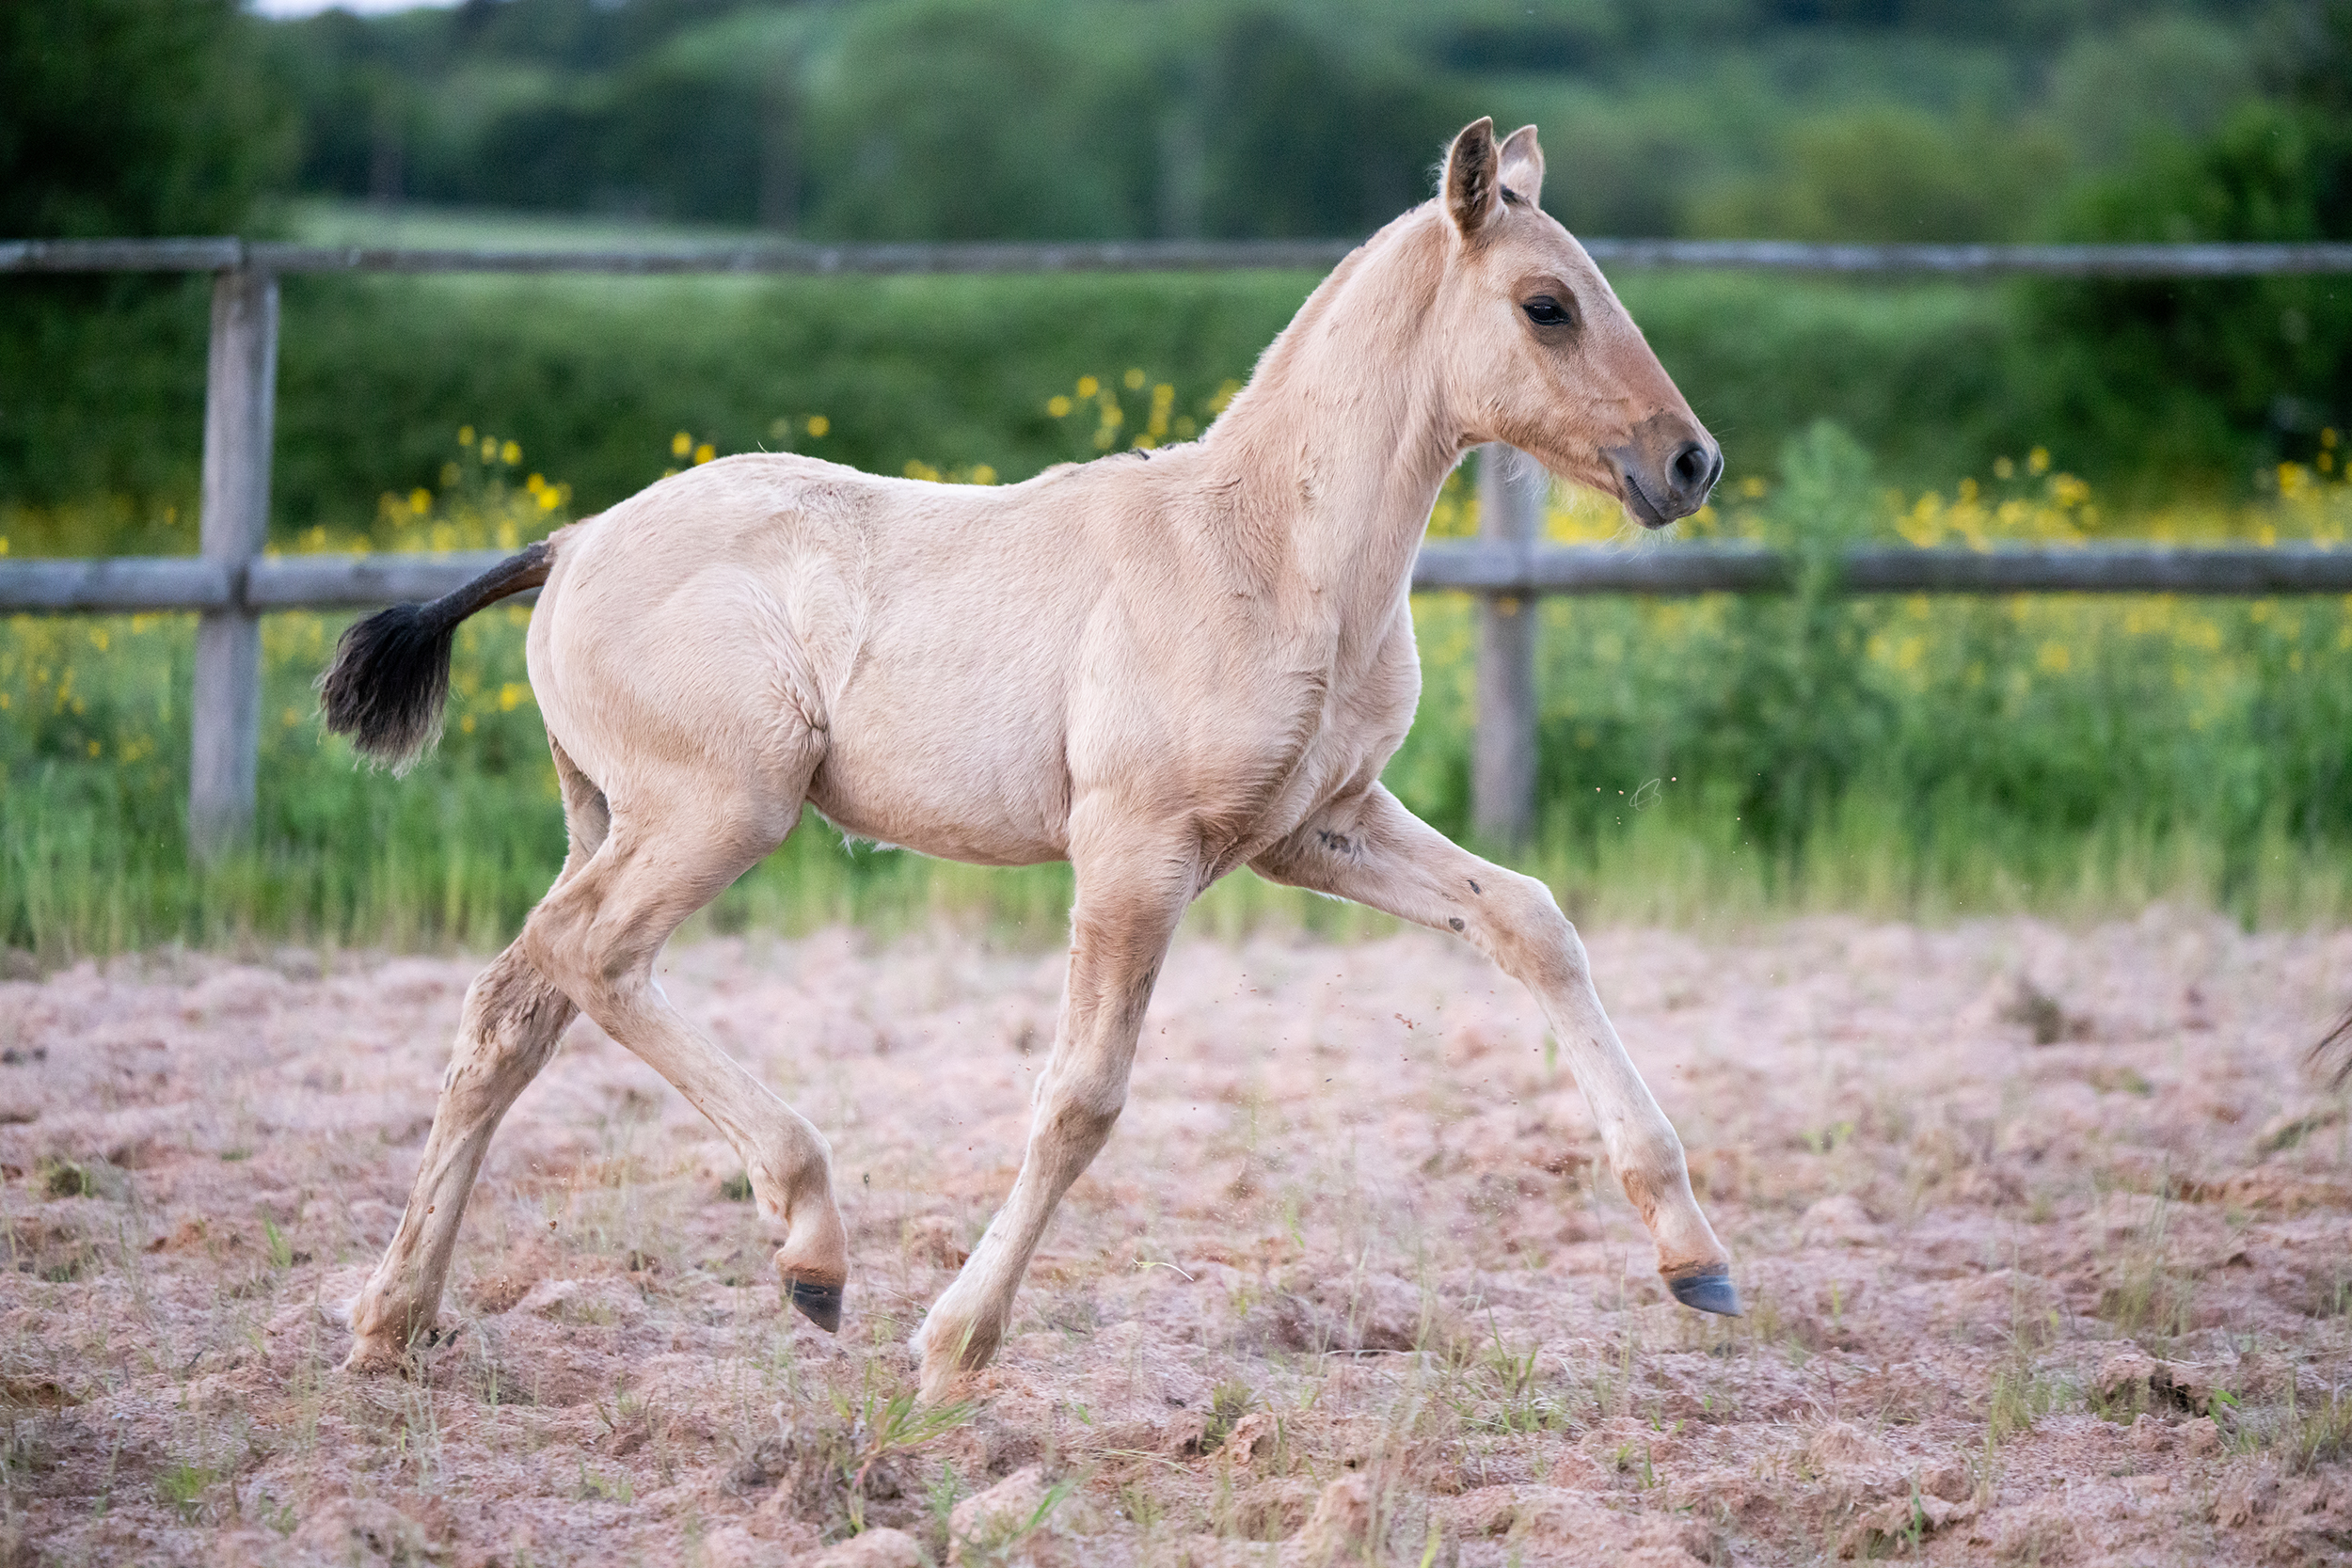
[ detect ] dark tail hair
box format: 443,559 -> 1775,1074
318,542 -> 552,770
2314,1006 -> 2352,1091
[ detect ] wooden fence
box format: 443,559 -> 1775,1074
5,236 -> 2351,856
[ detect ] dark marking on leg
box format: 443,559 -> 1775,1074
1468,878 -> 1481,895
1318,831 -> 1354,856
1449,917 -> 1465,932
787,1277 -> 844,1333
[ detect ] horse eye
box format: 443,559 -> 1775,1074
1522,295 -> 1573,327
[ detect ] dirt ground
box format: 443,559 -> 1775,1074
2,911 -> 2348,1567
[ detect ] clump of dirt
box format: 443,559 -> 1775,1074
0,910 -> 2346,1564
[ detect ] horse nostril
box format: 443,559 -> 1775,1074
1669,440 -> 1711,496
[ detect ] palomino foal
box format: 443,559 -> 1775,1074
322,118 -> 1737,1400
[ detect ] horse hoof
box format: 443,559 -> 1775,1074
1666,1266 -> 1742,1317
342,1341 -> 407,1376
787,1277 -> 844,1333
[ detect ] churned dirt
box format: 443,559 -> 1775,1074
2,910 -> 2348,1567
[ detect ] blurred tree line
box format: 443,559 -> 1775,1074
0,0 -> 2345,514
258,0 -> 2298,246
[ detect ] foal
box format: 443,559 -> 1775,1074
322,118 -> 1738,1401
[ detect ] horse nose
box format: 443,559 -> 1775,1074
1666,438 -> 1721,510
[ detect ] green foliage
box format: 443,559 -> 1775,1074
254,0 -> 2281,246
1188,9 -> 1467,241
1,263 -> 2046,543
2,267 -> 1317,540
2022,5 -> 2352,487
1687,105 -> 2070,243
0,0 -> 289,240
1201,1380 -> 1256,1450
154,1462 -> 222,1523
266,0 -> 1474,242
1680,423 -> 1897,852
1,0 -> 2331,511
803,1 -> 1156,242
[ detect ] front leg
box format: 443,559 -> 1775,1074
912,823 -> 1195,1401
1253,785 -> 1739,1314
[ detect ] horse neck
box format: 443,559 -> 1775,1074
1202,211 -> 1463,619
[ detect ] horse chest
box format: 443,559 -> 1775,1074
1186,635 -> 1415,857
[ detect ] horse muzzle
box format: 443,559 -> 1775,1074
1609,420 -> 1723,530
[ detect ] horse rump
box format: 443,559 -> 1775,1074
319,541 -> 552,771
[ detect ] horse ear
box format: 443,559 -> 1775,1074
1444,118 -> 1500,238
1498,124 -> 1544,210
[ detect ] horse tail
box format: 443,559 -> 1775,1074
318,539 -> 555,771
2313,1005 -> 2352,1091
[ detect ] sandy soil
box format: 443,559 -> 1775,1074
2,911 -> 2348,1567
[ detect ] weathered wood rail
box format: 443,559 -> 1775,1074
5,235 -> 2349,855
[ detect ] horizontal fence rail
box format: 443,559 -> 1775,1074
7,233 -> 2352,858
1408,543 -> 2352,595
8,543 -> 2352,617
8,236 -> 2352,278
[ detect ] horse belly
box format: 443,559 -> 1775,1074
808,663 -> 1072,866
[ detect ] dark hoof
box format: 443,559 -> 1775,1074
1666,1266 -> 1742,1317
787,1277 -> 844,1333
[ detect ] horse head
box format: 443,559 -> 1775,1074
1433,118 -> 1722,529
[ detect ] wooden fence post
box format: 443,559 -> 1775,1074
1471,444 -> 1545,846
189,265 -> 278,860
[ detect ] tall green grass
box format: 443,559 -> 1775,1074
5,424 -> 2350,961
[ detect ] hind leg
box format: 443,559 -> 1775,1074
344,736 -> 608,1371
518,776 -> 850,1330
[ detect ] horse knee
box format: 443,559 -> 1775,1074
1485,873 -> 1588,992
1041,1071 -> 1126,1152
